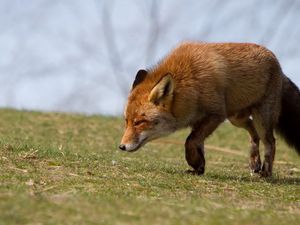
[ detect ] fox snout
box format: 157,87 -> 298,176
119,144 -> 126,151
118,142 -> 143,152
118,141 -> 137,152
119,129 -> 149,152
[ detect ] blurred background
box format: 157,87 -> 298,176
0,0 -> 299,115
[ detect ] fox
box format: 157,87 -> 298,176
119,42 -> 300,177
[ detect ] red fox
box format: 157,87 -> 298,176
119,42 -> 300,177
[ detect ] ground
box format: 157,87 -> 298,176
0,109 -> 299,225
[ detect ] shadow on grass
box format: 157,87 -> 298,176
161,166 -> 300,185
203,173 -> 300,185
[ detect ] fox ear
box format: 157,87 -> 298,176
148,74 -> 174,105
132,69 -> 148,89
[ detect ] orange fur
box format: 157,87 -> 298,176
120,42 -> 299,177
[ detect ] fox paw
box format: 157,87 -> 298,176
259,170 -> 272,177
249,162 -> 262,175
185,168 -> 205,175
249,157 -> 262,175
259,162 -> 272,177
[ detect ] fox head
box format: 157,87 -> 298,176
119,69 -> 177,152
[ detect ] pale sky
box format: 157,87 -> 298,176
0,0 -> 299,115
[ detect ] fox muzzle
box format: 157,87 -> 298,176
119,144 -> 126,151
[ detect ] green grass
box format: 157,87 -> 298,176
0,109 -> 299,225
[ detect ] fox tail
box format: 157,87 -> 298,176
276,77 -> 300,155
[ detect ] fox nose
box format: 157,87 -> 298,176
119,144 -> 126,151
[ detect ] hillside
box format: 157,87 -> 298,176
0,109 -> 299,225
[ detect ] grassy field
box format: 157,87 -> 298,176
0,109 -> 299,225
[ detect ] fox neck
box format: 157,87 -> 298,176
172,106 -> 206,130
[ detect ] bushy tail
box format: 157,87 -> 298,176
276,77 -> 300,154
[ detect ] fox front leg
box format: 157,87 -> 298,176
185,115 -> 225,175
185,136 -> 205,175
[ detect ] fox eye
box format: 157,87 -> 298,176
134,120 -> 147,126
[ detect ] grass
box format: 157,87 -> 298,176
0,109 -> 299,225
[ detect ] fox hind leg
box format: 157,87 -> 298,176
251,95 -> 281,177
252,109 -> 277,177
228,112 -> 261,174
252,74 -> 282,177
